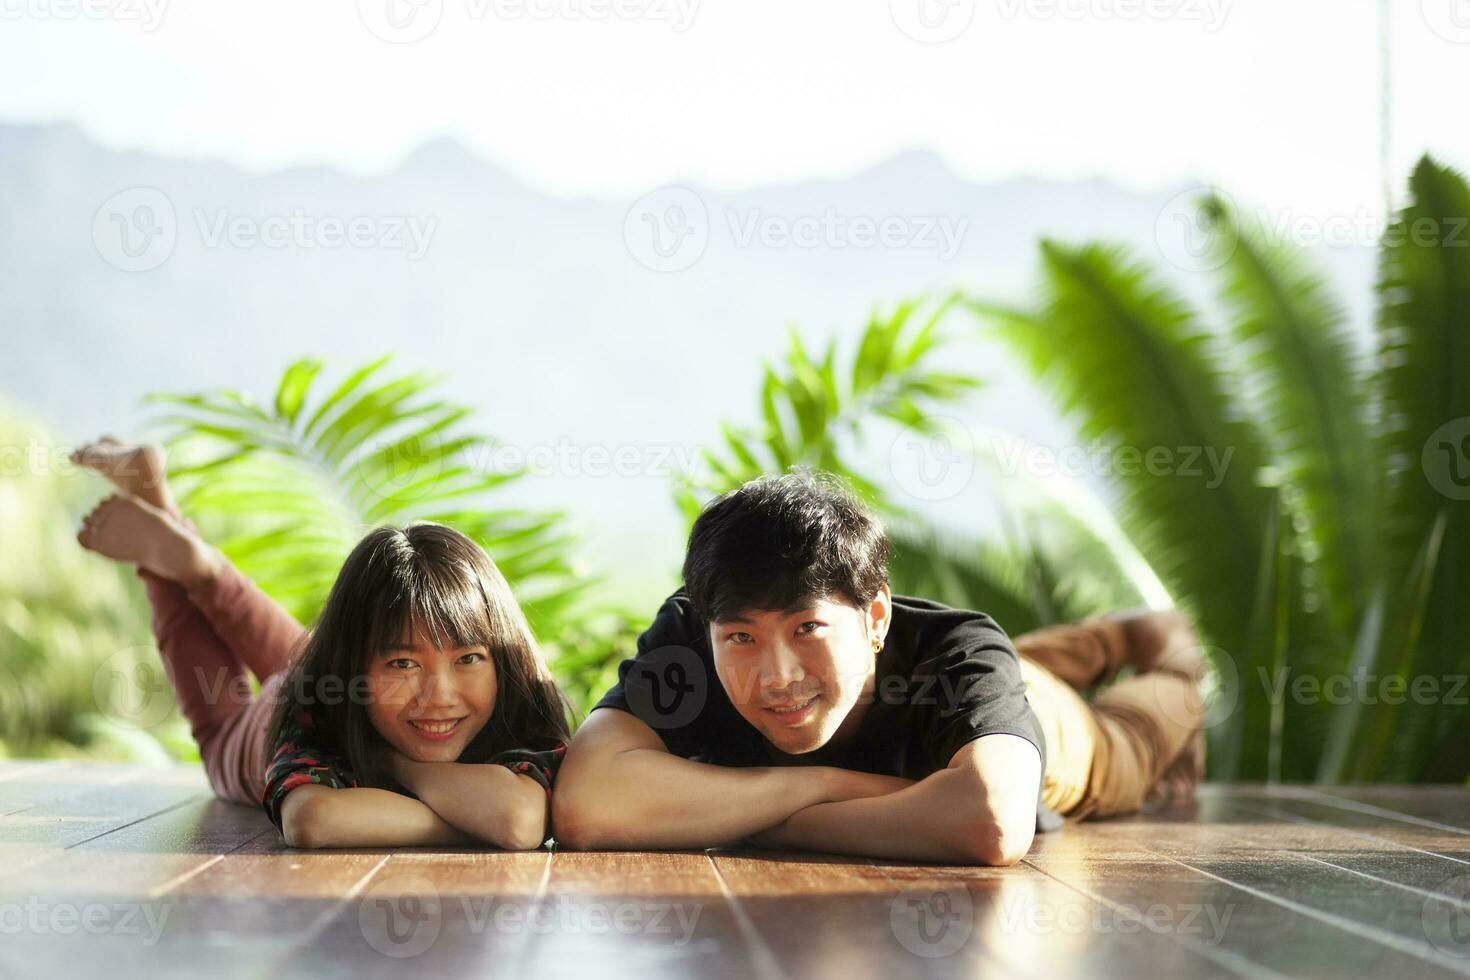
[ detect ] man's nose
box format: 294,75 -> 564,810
758,642 -> 805,691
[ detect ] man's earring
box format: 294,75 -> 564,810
872,635 -> 884,654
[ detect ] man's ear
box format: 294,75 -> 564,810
868,582 -> 893,642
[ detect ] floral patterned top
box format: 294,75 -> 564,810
261,705 -> 567,833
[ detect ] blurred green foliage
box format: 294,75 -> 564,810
6,156 -> 1466,785
0,405 -> 193,762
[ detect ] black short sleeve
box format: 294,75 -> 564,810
592,591 -> 732,759
913,615 -> 1047,773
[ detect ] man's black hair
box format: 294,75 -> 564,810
681,469 -> 891,622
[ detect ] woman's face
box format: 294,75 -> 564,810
363,622 -> 498,763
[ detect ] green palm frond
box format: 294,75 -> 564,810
887,485 -> 1151,641
675,295 -> 980,517
1202,193 -> 1377,639
1352,156 -> 1470,780
150,357 -> 590,631
887,520 -> 1053,636
972,241 -> 1278,778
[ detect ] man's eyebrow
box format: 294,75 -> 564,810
716,605 -> 821,627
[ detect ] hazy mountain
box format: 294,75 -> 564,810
0,122 -> 1378,609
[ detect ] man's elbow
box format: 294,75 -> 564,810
551,791 -> 637,851
958,818 -> 1034,867
550,791 -> 603,850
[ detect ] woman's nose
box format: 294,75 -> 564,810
416,668 -> 461,706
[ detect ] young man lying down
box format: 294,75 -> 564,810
554,471 -> 1206,865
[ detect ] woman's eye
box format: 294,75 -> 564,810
458,652 -> 486,665
799,622 -> 823,634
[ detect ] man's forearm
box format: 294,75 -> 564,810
748,768 -> 1029,865
555,750 -> 910,850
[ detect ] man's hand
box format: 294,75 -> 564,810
738,734 -> 1042,865
554,709 -> 914,850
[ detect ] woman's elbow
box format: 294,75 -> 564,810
494,801 -> 549,851
281,792 -> 333,849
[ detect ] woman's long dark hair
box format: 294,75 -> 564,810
266,522 -> 572,790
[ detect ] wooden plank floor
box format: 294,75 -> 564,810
2,763 -> 1469,979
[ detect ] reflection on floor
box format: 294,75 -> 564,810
2,762 -> 1468,978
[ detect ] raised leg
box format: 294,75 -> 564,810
138,570 -> 282,804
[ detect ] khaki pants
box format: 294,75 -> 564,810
1014,618 -> 1206,820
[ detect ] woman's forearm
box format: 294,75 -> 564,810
280,785 -> 473,849
395,761 -> 548,851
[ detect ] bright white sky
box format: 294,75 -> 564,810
0,0 -> 1465,218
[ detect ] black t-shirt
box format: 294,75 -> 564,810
594,590 -> 1059,830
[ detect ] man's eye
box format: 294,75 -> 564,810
387,658 -> 416,670
728,633 -> 753,645
799,622 -> 823,634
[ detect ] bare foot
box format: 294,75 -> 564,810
1110,608 -> 1206,681
1152,729 -> 1206,806
70,437 -> 178,518
77,493 -> 219,587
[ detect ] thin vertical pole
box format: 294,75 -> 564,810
1378,0 -> 1393,218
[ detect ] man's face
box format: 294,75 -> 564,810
709,588 -> 888,755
